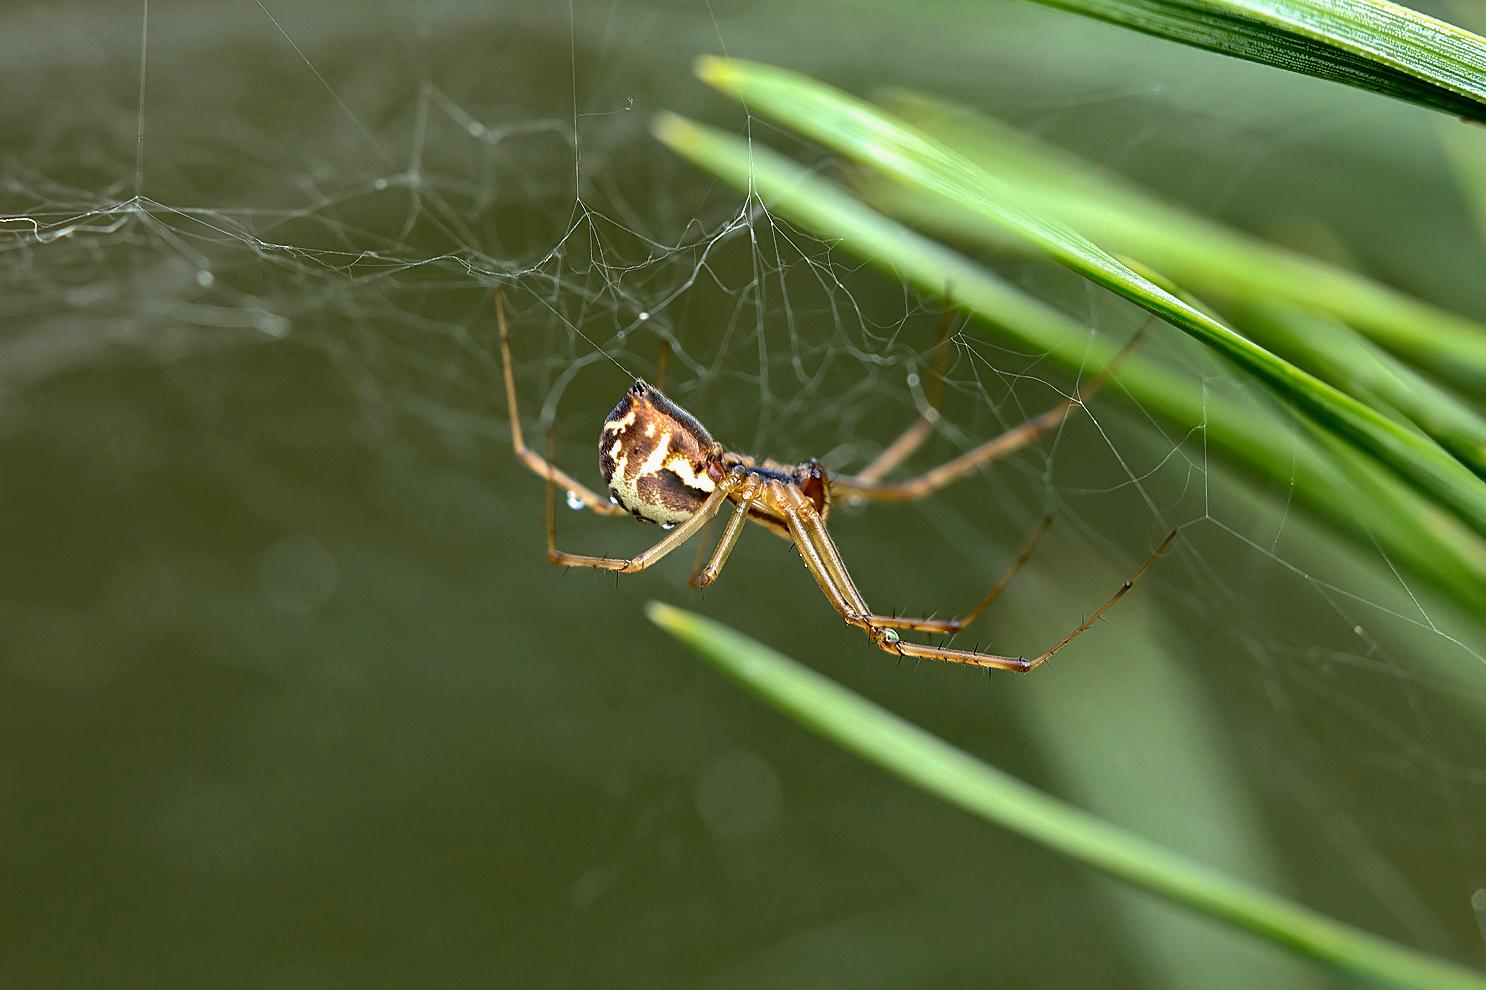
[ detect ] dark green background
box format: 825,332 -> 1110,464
2,1 -> 1484,986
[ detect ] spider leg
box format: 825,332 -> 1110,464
498,292 -> 626,517
692,473 -> 764,587
687,514 -> 719,585
950,513 -> 1053,628
892,530 -> 1178,671
864,515 -> 1052,635
771,482 -> 872,621
852,307 -> 955,484
775,482 -> 872,617
777,488 -> 1029,670
833,324 -> 1148,504
545,470 -> 739,572
776,478 -> 1175,673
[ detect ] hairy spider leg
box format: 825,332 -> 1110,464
498,292 -> 626,517
773,474 -> 1177,672
768,479 -> 1033,668
772,481 -> 872,621
889,530 -> 1178,671
866,514 -> 1054,636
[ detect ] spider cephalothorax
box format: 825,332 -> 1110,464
498,294 -> 1170,673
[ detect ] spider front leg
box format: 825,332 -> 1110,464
773,479 -> 1174,673
885,530 -> 1177,671
770,481 -> 1029,670
497,292 -> 626,517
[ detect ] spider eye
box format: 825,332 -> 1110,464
599,382 -> 717,526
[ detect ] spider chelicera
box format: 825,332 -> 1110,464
499,296 -> 1173,672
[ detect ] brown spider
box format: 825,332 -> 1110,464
499,296 -> 1173,672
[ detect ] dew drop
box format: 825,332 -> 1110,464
373,177 -> 389,190
906,372 -> 920,388
566,490 -> 585,511
637,311 -> 650,321
661,522 -> 675,531
609,496 -> 620,506
195,270 -> 214,288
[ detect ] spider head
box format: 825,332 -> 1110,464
599,380 -> 719,526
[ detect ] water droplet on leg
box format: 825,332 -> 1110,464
566,490 -> 585,511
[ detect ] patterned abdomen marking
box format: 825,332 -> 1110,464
599,380 -> 717,526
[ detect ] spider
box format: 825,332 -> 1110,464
498,296 -> 1173,672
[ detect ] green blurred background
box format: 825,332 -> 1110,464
2,1 -> 1484,986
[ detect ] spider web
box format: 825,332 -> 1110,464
2,0 -> 1484,985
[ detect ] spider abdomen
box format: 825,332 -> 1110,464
599,380 -> 718,526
